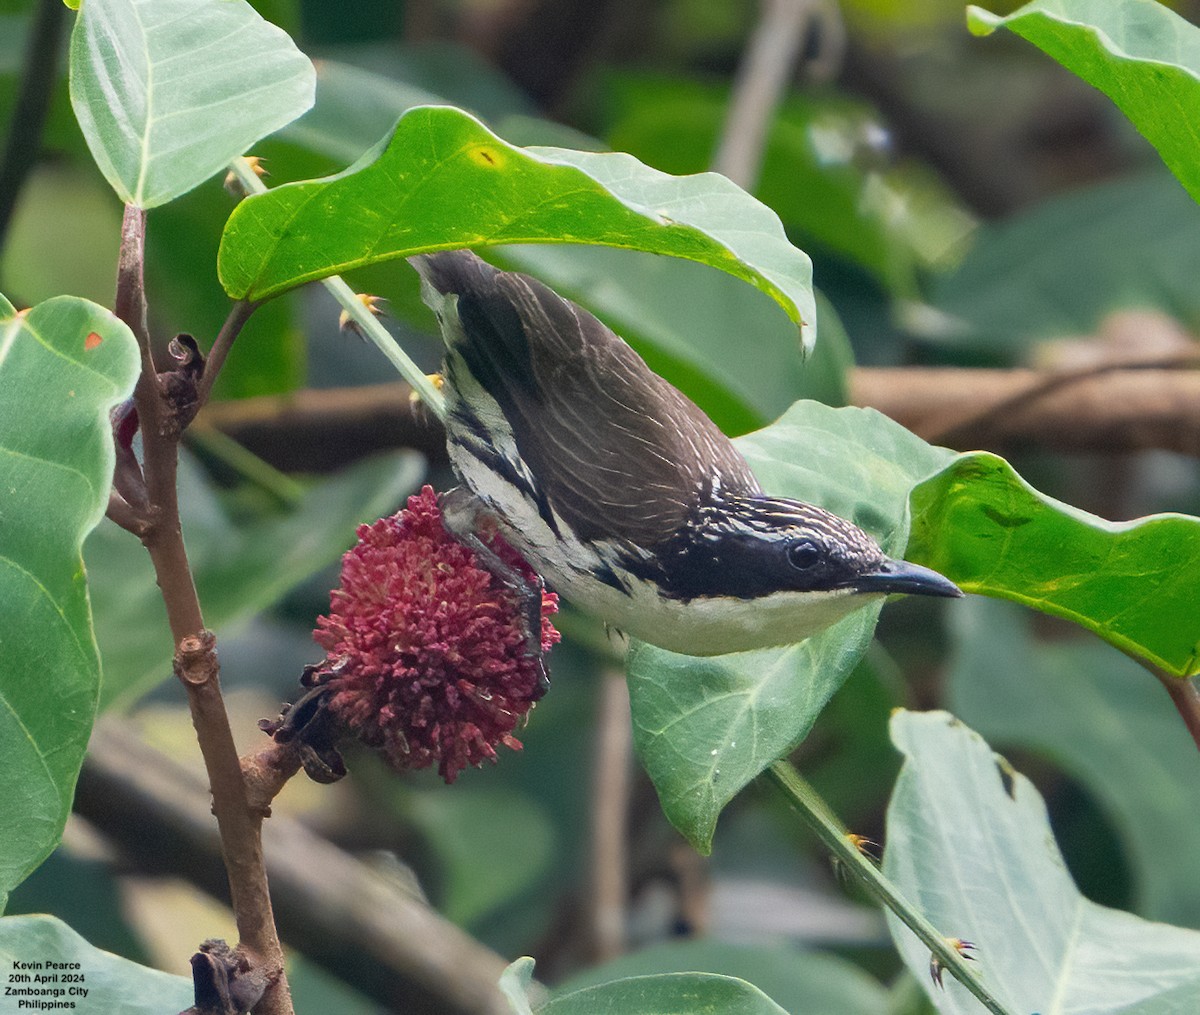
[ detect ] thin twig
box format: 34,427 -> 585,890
917,349 -> 1200,448
766,760 -> 1014,1015
0,0 -> 68,255
196,298 -> 260,409
105,491 -> 148,537
586,668 -> 632,962
713,0 -> 817,189
113,207 -> 294,1015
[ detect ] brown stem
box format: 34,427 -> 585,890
78,721 -> 513,1015
114,205 -> 292,1015
1156,671 -> 1200,753
713,0 -> 834,189
851,362 -> 1200,454
585,668 -> 631,962
196,299 -> 260,410
105,491 -> 148,537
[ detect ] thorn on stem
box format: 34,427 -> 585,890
930,937 -> 976,989
224,155 -> 268,198
339,293 -> 387,340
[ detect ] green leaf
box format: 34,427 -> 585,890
217,105 -> 817,351
541,973 -> 788,1015
69,0 -> 315,208
556,941 -> 890,1015
87,451 -> 424,709
629,402 -> 953,852
0,914 -> 192,1012
0,295 -> 138,908
948,598 -> 1200,929
278,59 -> 446,165
907,451 -> 1200,676
932,170 -> 1200,351
968,0 -> 1200,203
884,710 -> 1200,1015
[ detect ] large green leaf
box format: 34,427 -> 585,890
0,915 -> 192,1012
541,973 -> 788,1015
948,598 -> 1200,929
932,170 -> 1200,351
629,402 -> 953,852
884,710 -> 1200,1015
238,62 -> 837,428
908,452 -> 1200,676
968,0 -> 1200,203
556,941 -> 890,1015
0,295 -> 138,909
216,105 -> 818,351
69,0 -> 315,208
87,451 -> 424,710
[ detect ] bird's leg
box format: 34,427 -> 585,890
438,486 -> 550,696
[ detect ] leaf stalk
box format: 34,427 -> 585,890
766,759 -> 1014,1015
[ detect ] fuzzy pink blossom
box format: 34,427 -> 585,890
312,485 -> 559,783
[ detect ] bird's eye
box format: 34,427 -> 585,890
787,539 -> 821,570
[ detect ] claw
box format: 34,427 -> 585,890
438,486 -> 552,697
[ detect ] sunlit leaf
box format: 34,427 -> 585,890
0,296 -> 138,909
69,0 -> 314,207
217,105 -> 817,351
908,451 -> 1200,676
885,710 -> 1200,1014
969,0 -> 1200,203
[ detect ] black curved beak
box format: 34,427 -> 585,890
851,558 -> 963,599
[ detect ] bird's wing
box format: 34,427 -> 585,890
412,250 -> 760,549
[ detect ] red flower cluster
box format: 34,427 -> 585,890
313,486 -> 559,783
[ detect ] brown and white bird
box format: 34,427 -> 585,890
411,249 -> 960,656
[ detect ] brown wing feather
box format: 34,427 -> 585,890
414,250 -> 761,549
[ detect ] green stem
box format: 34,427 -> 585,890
766,760 -> 1013,1015
225,156 -> 448,418
185,423 -> 306,508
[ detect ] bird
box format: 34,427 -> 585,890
410,249 -> 961,657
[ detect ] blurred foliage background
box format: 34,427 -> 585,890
3,0 -> 1200,1012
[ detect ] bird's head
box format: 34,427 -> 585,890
660,494 -> 962,603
